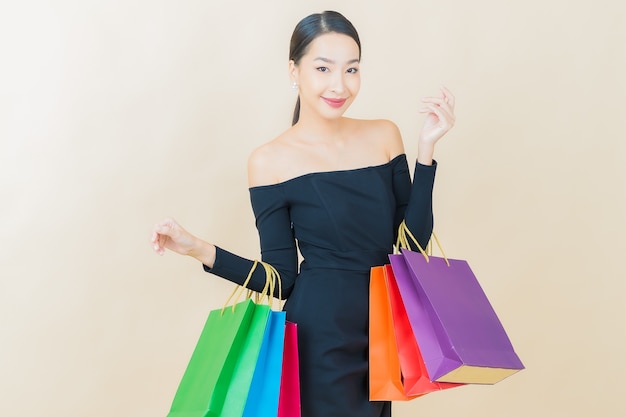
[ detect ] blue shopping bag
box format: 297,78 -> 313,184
242,310 -> 287,417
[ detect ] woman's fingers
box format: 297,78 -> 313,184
420,101 -> 454,119
440,85 -> 456,110
419,103 -> 455,128
420,96 -> 455,118
419,86 -> 456,135
152,218 -> 178,254
151,217 -> 197,256
421,85 -> 456,112
155,218 -> 176,234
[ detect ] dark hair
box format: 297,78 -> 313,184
289,11 -> 362,125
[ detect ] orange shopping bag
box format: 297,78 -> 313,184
369,266 -> 422,401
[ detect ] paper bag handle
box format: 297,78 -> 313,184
396,220 -> 450,266
221,260 -> 283,314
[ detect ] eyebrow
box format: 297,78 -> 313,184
314,57 -> 360,65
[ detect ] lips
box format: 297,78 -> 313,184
322,97 -> 347,108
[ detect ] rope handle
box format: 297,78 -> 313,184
396,220 -> 450,267
221,260 -> 283,314
259,261 -> 282,308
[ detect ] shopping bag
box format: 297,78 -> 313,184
278,322 -> 300,417
167,298 -> 269,417
168,260 -> 284,417
389,228 -> 524,384
369,266 -> 422,401
383,264 -> 463,395
242,310 -> 287,417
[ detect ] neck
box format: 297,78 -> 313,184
294,107 -> 347,142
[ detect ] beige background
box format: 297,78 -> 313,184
1,0 -> 624,416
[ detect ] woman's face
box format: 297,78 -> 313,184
290,32 -> 361,122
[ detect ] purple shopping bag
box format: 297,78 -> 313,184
389,249 -> 524,384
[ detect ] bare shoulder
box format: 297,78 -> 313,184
350,118 -> 405,160
247,131 -> 293,188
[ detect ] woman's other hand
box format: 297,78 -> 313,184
152,218 -> 196,256
151,218 -> 216,267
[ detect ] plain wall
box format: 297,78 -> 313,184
1,0 -> 624,416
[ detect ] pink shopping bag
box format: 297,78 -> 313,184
278,322 -> 300,417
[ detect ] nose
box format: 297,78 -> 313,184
329,72 -> 346,94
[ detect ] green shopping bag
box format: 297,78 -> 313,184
167,262 -> 275,417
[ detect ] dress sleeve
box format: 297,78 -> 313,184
392,156 -> 437,250
203,184 -> 298,300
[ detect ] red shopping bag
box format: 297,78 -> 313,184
278,322 -> 300,417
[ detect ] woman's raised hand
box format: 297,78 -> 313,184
418,85 -> 456,144
416,86 -> 456,165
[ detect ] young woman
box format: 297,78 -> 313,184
152,10 -> 455,417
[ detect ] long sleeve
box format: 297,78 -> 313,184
392,157 -> 437,250
203,184 -> 298,300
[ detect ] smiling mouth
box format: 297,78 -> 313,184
322,97 -> 347,108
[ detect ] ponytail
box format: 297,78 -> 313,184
292,96 -> 301,125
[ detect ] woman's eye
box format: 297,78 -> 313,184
347,68 -> 359,74
316,67 -> 329,72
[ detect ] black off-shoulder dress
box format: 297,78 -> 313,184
204,154 -> 436,417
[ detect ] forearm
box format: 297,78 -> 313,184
203,246 -> 298,300
189,238 -> 217,268
391,155 -> 436,249
403,161 -> 436,248
417,140 -> 435,166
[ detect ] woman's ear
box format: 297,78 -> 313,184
288,60 -> 299,84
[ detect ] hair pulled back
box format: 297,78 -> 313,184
289,11 -> 361,125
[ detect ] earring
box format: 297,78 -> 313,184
292,81 -> 298,90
